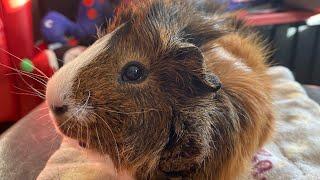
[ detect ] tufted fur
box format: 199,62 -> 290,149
46,0 -> 274,179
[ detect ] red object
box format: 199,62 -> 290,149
1,0 -> 42,119
32,50 -> 57,78
34,41 -> 49,54
68,38 -> 79,46
1,0 -> 34,58
0,18 -> 19,122
31,50 -> 58,97
87,8 -> 98,20
239,10 -> 318,26
83,0 -> 94,7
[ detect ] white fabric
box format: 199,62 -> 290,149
252,66 -> 320,180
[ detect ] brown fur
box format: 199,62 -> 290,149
48,0 -> 274,179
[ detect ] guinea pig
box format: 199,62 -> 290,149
46,0 -> 274,179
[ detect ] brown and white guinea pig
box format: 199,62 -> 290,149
46,0 -> 274,179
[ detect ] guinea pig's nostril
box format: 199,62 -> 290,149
51,105 -> 68,115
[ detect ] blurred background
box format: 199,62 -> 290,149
0,0 -> 320,132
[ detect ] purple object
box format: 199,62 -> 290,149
77,0 -> 116,38
41,0 -> 117,44
41,12 -> 82,44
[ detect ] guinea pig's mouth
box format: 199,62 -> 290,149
53,113 -> 106,152
49,101 -> 96,140
53,114 -> 91,141
49,103 -> 117,153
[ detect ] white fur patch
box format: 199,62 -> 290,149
213,46 -> 252,73
63,46 -> 86,65
47,35 -> 109,103
46,31 -> 116,118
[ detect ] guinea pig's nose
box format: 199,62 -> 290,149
51,105 -> 68,116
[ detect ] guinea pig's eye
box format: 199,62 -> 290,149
121,61 -> 147,83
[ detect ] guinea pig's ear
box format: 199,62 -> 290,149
173,43 -> 222,95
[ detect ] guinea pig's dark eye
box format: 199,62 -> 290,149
121,61 -> 147,83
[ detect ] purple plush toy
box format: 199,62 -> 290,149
41,0 -> 119,44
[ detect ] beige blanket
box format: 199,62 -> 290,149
252,66 -> 320,179
37,138 -> 133,180
38,66 -> 320,180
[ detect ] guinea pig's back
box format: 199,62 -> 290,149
201,32 -> 274,179
204,32 -> 272,93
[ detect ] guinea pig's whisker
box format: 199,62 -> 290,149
11,85 -> 45,99
6,71 -> 48,84
72,91 -> 91,118
80,122 -> 84,151
57,109 -> 80,131
12,84 -> 42,95
57,96 -> 93,137
76,122 -> 80,150
93,106 -> 159,115
65,121 -> 75,138
15,76 -> 46,97
35,113 -> 59,142
95,107 -> 159,115
19,75 -> 46,97
35,113 -> 50,122
94,124 -> 118,173
31,106 -> 50,116
33,45 -> 42,53
4,64 -> 47,98
92,112 -> 121,167
37,106 -> 49,111
0,47 -> 49,79
48,133 -> 63,159
0,62 -> 48,88
10,67 -> 49,79
12,72 -> 48,87
75,79 -> 81,94
85,121 -> 90,149
10,92 -> 45,99
83,91 -> 91,109
94,126 -> 104,152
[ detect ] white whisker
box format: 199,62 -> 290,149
12,85 -> 45,98
92,112 -> 121,168
0,48 -> 49,79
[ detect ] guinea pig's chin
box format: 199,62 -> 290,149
50,109 -> 94,140
53,116 -> 89,141
51,114 -> 73,137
